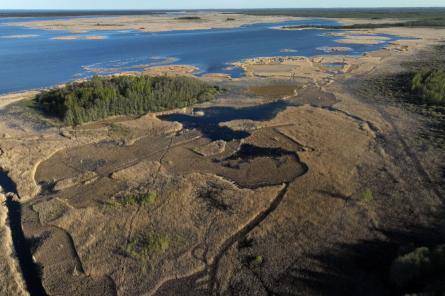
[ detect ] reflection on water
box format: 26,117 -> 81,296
159,100 -> 290,141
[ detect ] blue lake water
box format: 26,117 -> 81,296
159,100 -> 291,141
0,17 -> 401,94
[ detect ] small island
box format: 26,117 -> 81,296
36,75 -> 222,125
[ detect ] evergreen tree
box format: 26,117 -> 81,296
36,75 -> 222,125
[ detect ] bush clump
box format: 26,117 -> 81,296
411,69 -> 445,105
390,244 -> 445,289
108,192 -> 157,208
36,75 -> 222,125
175,16 -> 201,20
359,188 -> 374,205
123,232 -> 171,261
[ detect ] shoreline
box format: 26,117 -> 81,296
6,13 -> 302,33
1,19 -> 445,295
0,31 -> 417,105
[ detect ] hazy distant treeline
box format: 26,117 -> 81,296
36,75 -> 222,125
239,8 -> 445,28
3,8 -> 445,20
236,8 -> 445,20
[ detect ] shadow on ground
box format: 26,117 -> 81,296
279,211 -> 445,296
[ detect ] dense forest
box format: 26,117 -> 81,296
281,19 -> 445,30
236,8 -> 445,22
36,75 -> 222,125
243,8 -> 445,29
175,16 -> 202,20
411,69 -> 445,105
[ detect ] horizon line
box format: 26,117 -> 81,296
1,7 -> 445,11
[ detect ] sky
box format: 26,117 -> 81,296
1,0 -> 445,10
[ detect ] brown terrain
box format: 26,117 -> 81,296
0,16 -> 444,296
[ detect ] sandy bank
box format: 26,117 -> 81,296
336,35 -> 391,45
143,65 -> 200,77
317,46 -> 353,53
0,34 -> 38,39
0,91 -> 38,110
10,13 -> 299,33
51,35 -> 107,40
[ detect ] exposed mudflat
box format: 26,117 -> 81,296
0,23 -> 444,296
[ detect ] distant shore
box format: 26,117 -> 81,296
6,13 -> 300,33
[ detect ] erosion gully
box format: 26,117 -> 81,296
0,170 -> 47,296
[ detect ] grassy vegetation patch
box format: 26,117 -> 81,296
244,254 -> 264,267
36,75 -> 222,126
390,244 -> 445,293
359,188 -> 374,205
253,255 -> 264,265
3,97 -> 61,128
108,191 -> 157,208
123,232 -> 171,261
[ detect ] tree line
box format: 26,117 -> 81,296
36,75 -> 222,125
411,69 -> 445,105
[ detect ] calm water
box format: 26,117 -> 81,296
159,100 -> 291,141
0,17 -> 401,94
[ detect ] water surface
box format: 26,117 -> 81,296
0,17 -> 401,94
159,100 -> 291,141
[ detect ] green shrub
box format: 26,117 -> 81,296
360,188 -> 374,205
108,192 -> 157,208
390,244 -> 445,288
411,69 -> 445,105
390,246 -> 433,287
123,232 -> 170,261
175,16 -> 202,20
140,192 -> 157,206
253,255 -> 264,265
36,75 -> 222,125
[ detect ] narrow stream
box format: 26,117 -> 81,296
0,170 -> 47,296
